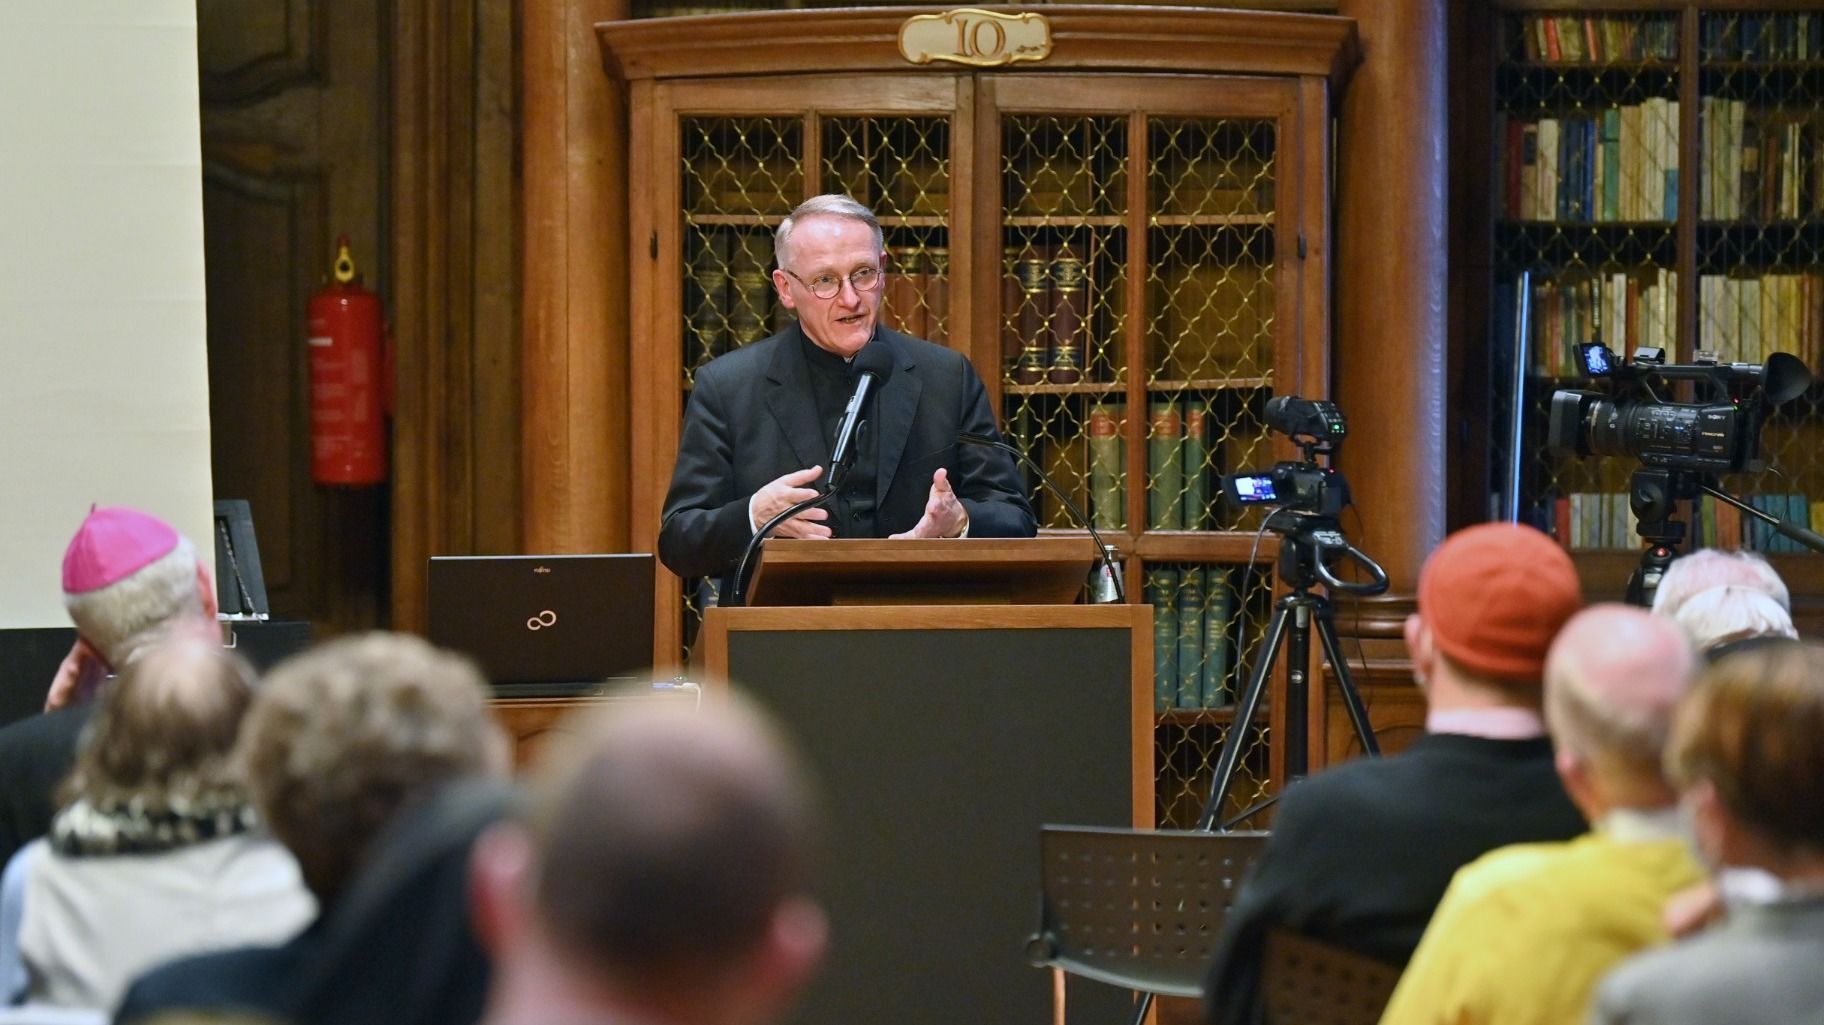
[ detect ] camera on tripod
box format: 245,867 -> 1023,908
1221,397 -> 1352,517
1546,343 -> 1811,473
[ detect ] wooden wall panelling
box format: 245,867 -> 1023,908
391,0 -> 526,633
520,0 -> 630,576
197,0 -> 388,636
1332,0 -> 1449,596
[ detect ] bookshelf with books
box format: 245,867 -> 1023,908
1482,5 -> 1824,598
601,8 -> 1356,828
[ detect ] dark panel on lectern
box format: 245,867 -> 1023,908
728,626 -> 1135,1025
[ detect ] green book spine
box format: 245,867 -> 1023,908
1148,401 -> 1185,529
1175,567 -> 1204,710
1182,404 -> 1209,531
1201,567 -> 1235,708
1600,107 -> 1621,221
1087,403 -> 1125,531
1146,567 -> 1180,712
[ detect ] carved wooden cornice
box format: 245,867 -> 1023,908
597,6 -> 1359,92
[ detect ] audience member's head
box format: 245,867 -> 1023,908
1670,584 -> 1798,660
55,633 -> 255,829
61,506 -> 216,670
1669,641 -> 1824,878
1650,548 -> 1790,619
239,632 -> 509,902
473,692 -> 826,1025
1544,604 -> 1697,818
1404,522 -> 1583,707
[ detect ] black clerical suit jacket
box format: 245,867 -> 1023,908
658,323 -> 1036,583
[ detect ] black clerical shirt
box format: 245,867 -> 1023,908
800,333 -> 879,538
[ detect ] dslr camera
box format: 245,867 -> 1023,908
1222,396 -> 1351,518
1547,343 -> 1810,473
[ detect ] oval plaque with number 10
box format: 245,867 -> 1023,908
898,8 -> 1053,68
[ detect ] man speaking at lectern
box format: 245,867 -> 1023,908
658,195 -> 1035,593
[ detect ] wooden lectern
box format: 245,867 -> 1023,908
699,536 -> 1151,1025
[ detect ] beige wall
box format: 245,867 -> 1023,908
0,1 -> 213,627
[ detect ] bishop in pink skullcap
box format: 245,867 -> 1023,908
61,506 -> 182,595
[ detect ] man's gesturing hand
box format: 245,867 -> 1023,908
751,465 -> 832,539
889,467 -> 968,540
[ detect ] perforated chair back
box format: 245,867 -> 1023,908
1259,928 -> 1401,1025
1027,826 -> 1269,999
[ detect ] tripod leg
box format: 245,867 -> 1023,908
1197,601 -> 1290,831
1312,605 -> 1381,758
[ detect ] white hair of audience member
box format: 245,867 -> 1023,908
1649,549 -> 1789,619
61,539 -> 204,668
1670,585 -> 1798,653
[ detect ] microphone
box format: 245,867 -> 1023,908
727,342 -> 896,609
956,432 -> 1126,603
827,343 -> 896,493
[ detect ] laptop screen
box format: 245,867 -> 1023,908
426,554 -> 656,691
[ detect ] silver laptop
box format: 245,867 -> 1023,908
426,554 -> 656,696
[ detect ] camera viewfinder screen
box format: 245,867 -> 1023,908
1579,343 -> 1612,377
1233,475 -> 1277,503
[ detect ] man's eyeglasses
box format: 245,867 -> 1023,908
784,266 -> 882,300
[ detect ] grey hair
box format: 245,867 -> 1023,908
64,537 -> 205,668
1651,549 -> 1790,618
1672,585 -> 1799,653
773,194 -> 883,271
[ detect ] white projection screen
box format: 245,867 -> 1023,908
0,1 -> 214,628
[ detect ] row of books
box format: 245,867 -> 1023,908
1699,14 -> 1824,63
1004,245 -> 1096,385
1512,269 -> 1679,377
1699,100 -> 1823,222
1499,104 -> 1679,223
1697,273 -> 1824,367
1550,493 -> 1824,552
1507,15 -> 1678,65
1145,566 -> 1241,712
687,229 -> 783,367
1084,402 -> 1241,531
1695,494 -> 1824,554
882,246 -> 950,344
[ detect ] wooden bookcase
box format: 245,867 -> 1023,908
598,6 -> 1358,826
1475,2 -> 1824,607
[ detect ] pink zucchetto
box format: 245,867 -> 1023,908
61,506 -> 182,595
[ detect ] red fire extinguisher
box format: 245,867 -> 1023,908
307,236 -> 387,485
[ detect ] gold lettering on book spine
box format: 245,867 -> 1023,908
898,9 -> 1053,68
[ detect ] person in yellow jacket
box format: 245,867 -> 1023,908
1378,604 -> 1703,1025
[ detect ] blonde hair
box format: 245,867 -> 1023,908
1669,641 -> 1824,856
238,632 -> 509,900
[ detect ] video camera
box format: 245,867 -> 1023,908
1546,343 -> 1811,473
1221,396 -> 1351,518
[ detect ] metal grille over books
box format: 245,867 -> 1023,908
1000,114 -> 1128,529
1151,562 -> 1276,829
1490,10 -> 1682,548
1695,10 -> 1824,548
1147,117 -> 1277,534
823,117 -> 952,344
1031,827 -> 1269,998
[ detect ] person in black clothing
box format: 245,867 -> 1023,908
114,632 -> 512,1025
657,194 -> 1034,597
1203,523 -> 1589,1025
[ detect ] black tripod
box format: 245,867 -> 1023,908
1626,466 -> 1824,606
1198,511 -> 1388,831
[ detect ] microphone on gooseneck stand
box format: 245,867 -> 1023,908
826,342 -> 896,493
727,342 -> 897,609
956,432 -> 1126,604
